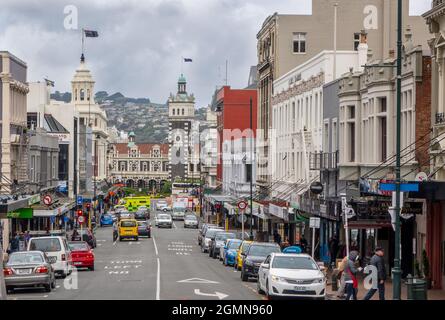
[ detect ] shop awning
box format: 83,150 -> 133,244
0,195 -> 36,218
32,200 -> 76,217
347,220 -> 392,229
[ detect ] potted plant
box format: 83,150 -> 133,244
422,249 -> 431,289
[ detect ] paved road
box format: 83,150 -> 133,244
8,202 -> 263,300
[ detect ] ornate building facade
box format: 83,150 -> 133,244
109,132 -> 169,190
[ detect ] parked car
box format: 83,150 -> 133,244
209,231 -> 237,259
4,251 -> 56,293
221,239 -> 242,266
240,242 -> 281,281
184,214 -> 199,228
156,213 -> 173,228
201,228 -> 223,253
234,240 -> 253,271
100,214 -> 114,227
68,241 -> 95,271
257,253 -> 326,300
137,220 -> 152,238
27,236 -> 73,278
198,224 -> 220,246
118,219 -> 139,241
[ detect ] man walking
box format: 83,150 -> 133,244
363,247 -> 386,300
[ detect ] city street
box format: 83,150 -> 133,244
7,209 -> 263,300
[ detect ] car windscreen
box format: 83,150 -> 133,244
215,233 -> 236,241
228,241 -> 242,249
137,221 -> 147,226
158,214 -> 171,219
29,238 -> 61,252
120,221 -> 137,227
9,252 -> 44,264
185,215 -> 197,221
68,242 -> 89,251
272,256 -> 318,270
248,245 -> 280,257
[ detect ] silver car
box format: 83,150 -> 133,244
4,251 -> 56,293
184,214 -> 199,228
156,213 -> 173,228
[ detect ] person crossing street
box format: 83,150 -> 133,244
363,247 -> 386,300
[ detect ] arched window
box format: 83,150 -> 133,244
177,109 -> 180,115
80,89 -> 85,101
173,109 -> 175,115
74,89 -> 78,101
182,108 -> 185,115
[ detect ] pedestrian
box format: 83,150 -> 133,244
24,230 -> 31,246
273,230 -> 281,245
281,237 -> 290,250
344,250 -> 362,300
112,221 -> 118,242
363,247 -> 386,300
9,233 -> 20,253
300,235 -> 308,253
336,255 -> 348,298
329,234 -> 339,264
71,229 -> 81,241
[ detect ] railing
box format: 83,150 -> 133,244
436,112 -> 445,124
309,151 -> 338,170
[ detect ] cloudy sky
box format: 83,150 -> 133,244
0,0 -> 431,107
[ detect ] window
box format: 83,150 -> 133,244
354,33 -> 360,51
332,119 -> 338,152
182,109 -> 185,116
349,123 -> 355,162
30,155 -> 35,183
380,116 -> 387,161
95,118 -> 98,127
80,89 -> 85,101
246,164 -> 252,182
52,156 -> 56,179
293,32 -> 306,53
379,97 -> 387,113
173,109 -> 175,115
348,106 -> 355,119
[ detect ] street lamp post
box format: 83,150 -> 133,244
249,97 -> 254,241
392,0 -> 403,300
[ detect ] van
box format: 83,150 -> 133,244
27,236 -> 73,278
118,219 -> 139,241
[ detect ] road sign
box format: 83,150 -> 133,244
309,217 -> 320,229
237,200 -> 248,210
78,216 -> 85,224
77,196 -> 83,205
64,216 -> 70,223
415,172 -> 428,182
43,195 -> 53,206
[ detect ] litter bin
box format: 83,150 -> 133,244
406,274 -> 428,300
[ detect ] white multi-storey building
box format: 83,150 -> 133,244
271,41 -> 367,201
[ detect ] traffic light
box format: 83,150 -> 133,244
76,209 -> 83,217
86,203 -> 91,210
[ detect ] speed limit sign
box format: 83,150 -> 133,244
78,216 -> 85,224
237,200 -> 248,210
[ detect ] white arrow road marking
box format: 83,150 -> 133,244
194,289 -> 228,300
177,278 -> 219,284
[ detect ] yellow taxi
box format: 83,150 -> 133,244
234,240 -> 253,271
118,219 -> 139,241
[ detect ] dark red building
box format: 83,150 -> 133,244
215,86 -> 258,185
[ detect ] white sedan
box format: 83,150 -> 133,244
257,253 -> 326,300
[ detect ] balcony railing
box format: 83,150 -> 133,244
309,151 -> 338,171
436,112 -> 445,125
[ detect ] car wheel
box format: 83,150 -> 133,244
241,268 -> 248,282
208,249 -> 213,257
135,237 -> 139,241
6,286 -> 14,294
257,280 -> 265,295
265,281 -> 274,300
223,257 -> 227,266
51,278 -> 56,289
89,265 -> 95,271
212,251 -> 217,259
44,283 -> 51,292
60,272 -> 67,279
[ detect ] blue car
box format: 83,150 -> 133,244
100,214 -> 114,227
222,239 -> 242,266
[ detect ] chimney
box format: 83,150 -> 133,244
358,30 -> 369,71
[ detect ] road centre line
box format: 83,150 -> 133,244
156,258 -> 161,300
153,236 -> 158,256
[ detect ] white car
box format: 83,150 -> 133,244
27,236 -> 73,278
257,253 -> 326,300
156,213 -> 173,228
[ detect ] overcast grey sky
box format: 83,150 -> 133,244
0,0 -> 431,107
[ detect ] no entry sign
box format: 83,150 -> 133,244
78,216 -> 85,224
237,201 -> 248,210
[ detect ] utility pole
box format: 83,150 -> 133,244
249,97 -> 254,241
392,0 -> 403,300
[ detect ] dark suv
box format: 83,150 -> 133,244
241,242 -> 281,281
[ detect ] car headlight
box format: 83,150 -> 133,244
313,277 -> 325,284
271,275 -> 284,282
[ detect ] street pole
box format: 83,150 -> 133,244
241,209 -> 245,241
311,226 -> 316,259
0,238 -> 6,300
249,97 -> 254,241
392,0 -> 403,300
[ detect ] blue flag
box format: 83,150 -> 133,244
184,58 -> 193,62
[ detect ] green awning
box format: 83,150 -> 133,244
7,207 -> 33,219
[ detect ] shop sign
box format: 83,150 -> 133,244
7,208 -> 33,219
28,194 -> 40,206
355,201 -> 423,219
269,204 -> 288,221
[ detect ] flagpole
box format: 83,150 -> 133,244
81,28 -> 85,58
181,56 -> 183,74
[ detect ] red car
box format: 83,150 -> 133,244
68,241 -> 95,271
